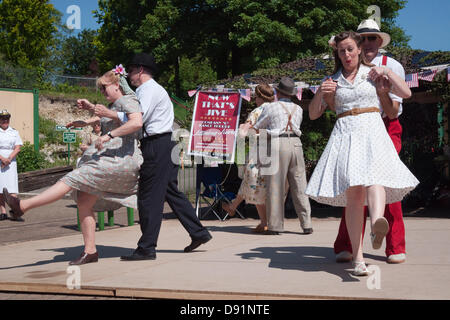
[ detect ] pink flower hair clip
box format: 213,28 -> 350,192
112,64 -> 127,77
328,36 -> 337,50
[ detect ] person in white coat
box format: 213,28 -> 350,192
0,110 -> 22,221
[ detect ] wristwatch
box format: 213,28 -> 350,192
107,131 -> 114,139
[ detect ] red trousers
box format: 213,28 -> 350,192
333,117 -> 406,257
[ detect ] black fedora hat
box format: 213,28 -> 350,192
127,53 -> 158,75
275,76 -> 297,96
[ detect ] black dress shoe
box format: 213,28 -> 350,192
120,250 -> 156,261
303,228 -> 313,235
69,252 -> 99,265
184,234 -> 212,252
0,213 -> 7,221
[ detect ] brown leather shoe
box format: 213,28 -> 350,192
69,252 -> 99,265
3,188 -> 24,219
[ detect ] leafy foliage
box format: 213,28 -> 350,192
0,0 -> 61,69
16,142 -> 45,173
60,29 -> 99,76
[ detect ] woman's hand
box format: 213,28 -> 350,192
77,99 -> 95,111
0,157 -> 11,168
321,78 -> 337,107
368,66 -> 388,82
93,104 -> 115,118
375,75 -> 391,95
95,135 -> 111,150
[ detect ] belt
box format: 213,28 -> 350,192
277,132 -> 299,138
140,132 -> 171,142
337,107 -> 379,119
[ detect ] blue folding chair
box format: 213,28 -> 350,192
195,163 -> 244,220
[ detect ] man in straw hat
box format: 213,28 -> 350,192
333,19 -> 408,264
120,53 -> 212,261
252,77 -> 313,235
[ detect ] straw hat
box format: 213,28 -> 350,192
356,19 -> 391,48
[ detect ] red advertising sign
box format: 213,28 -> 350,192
187,91 -> 242,162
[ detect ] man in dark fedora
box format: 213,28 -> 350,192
120,53 -> 212,261
252,77 -> 312,235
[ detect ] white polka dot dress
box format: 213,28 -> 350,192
305,65 -> 419,207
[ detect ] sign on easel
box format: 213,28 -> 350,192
187,91 -> 242,162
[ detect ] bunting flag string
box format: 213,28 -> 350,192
187,66 -> 448,99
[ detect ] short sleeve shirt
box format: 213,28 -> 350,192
0,127 -> 23,150
253,100 -> 304,137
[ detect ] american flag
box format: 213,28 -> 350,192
447,67 -> 450,82
405,73 -> 419,88
296,87 -> 302,100
309,85 -> 320,94
418,70 -> 437,82
239,89 -> 251,101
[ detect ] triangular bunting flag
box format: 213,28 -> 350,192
296,87 -> 302,100
239,89 -> 251,101
309,85 -> 320,94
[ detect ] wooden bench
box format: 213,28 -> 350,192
76,208 -> 135,231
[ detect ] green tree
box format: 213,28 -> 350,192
95,0 -> 409,84
61,29 -> 99,76
0,0 -> 61,69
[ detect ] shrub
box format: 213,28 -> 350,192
16,142 -> 46,173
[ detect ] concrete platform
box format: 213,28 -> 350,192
1,210 -> 449,300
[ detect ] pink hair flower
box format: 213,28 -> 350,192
112,64 -> 127,77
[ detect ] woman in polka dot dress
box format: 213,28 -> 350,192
3,69 -> 143,265
305,31 -> 419,276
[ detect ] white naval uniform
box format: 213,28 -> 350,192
0,126 -> 23,193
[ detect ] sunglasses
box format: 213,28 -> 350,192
362,36 -> 378,42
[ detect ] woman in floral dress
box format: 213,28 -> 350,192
3,68 -> 143,265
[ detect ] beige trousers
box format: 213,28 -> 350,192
264,136 -> 312,232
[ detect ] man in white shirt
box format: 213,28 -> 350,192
253,77 -> 312,235
334,19 -> 407,264
120,53 -> 212,261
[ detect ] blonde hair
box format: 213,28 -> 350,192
96,70 -> 121,90
255,84 -> 275,103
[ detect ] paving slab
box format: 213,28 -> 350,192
0,214 -> 449,300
